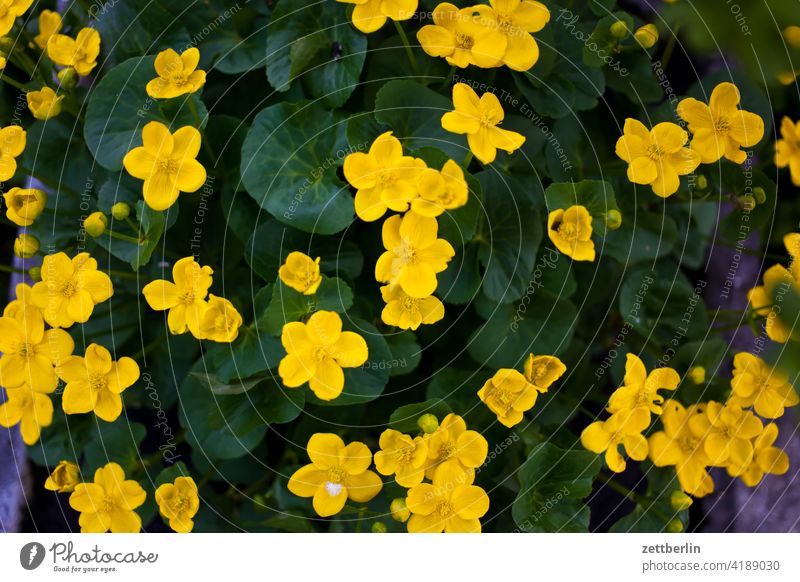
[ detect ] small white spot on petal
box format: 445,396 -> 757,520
325,481 -> 343,497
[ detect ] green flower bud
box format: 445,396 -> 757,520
14,234 -> 40,259
84,212 -> 108,237
738,194 -> 756,211
696,175 -> 708,190
417,413 -> 439,434
371,521 -> 388,533
667,518 -> 684,533
687,366 -> 705,385
390,498 -> 410,523
28,266 -> 42,281
0,36 -> 14,53
670,490 -> 694,512
634,24 -> 659,49
753,187 -> 766,205
605,209 -> 622,230
57,67 -> 79,89
111,202 -> 131,220
610,20 -> 629,39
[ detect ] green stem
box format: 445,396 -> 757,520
0,264 -> 26,275
124,216 -> 140,234
596,473 -> 638,502
462,151 -> 474,169
132,335 -> 163,362
0,73 -> 27,92
393,20 -> 421,77
355,506 -> 367,533
187,96 -> 217,165
107,230 -> 144,245
660,23 -> 681,71
439,65 -> 456,90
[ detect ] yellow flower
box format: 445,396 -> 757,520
441,83 -> 525,164
337,0 -> 418,34
83,211 -> 108,237
748,237 -> 800,343
633,23 -> 658,48
379,284 -> 444,330
424,413 -> 488,482
615,119 -> 701,198
0,125 -> 27,182
0,0 -> 33,36
648,400 -> 714,497
14,233 -> 39,258
0,385 -> 53,445
123,121 -> 207,211
44,460 -> 81,493
729,352 -> 799,419
31,252 -> 114,328
34,9 -> 61,50
3,187 -> 45,227
343,131 -> 424,222
687,366 -> 706,385
278,252 -> 322,295
3,282 -> 40,321
607,354 -> 680,416
580,407 -> 650,473
547,205 -> 595,262
411,159 -> 468,218
478,368 -> 538,427
688,401 -> 763,472
523,353 -> 566,391
47,28 -> 100,76
155,476 -> 200,533
775,117 -> 800,186
198,295 -> 242,343
417,3 -> 507,68
375,211 -> 455,298
146,47 -> 206,99
27,86 -> 64,120
142,256 -> 213,337
288,433 -> 382,517
405,464 -> 489,533
0,309 -> 74,393
278,311 -> 369,401
58,343 -> 140,423
488,0 -> 550,71
374,429 -> 429,487
735,423 -> 789,487
677,82 -> 764,164
68,462 -> 146,533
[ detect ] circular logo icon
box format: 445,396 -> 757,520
19,542 -> 46,570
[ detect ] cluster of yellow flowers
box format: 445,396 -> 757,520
616,82 -> 764,198
582,352 -> 796,498
417,1 -> 551,71
748,233 -> 800,344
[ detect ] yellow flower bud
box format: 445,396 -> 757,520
417,413 -> 439,434
390,498 -> 410,523
784,25 -> 800,48
738,194 -> 756,211
753,187 -> 766,205
610,21 -> 629,39
0,36 -> 14,53
84,212 -> 108,237
670,490 -> 694,512
371,521 -> 388,533
696,175 -> 708,190
44,460 -> 81,493
27,87 -> 64,120
634,24 -> 659,49
605,209 -> 622,230
28,266 -> 42,281
777,70 -> 798,86
14,234 -> 39,258
0,55 -> 6,70
687,366 -> 705,385
57,67 -> 79,89
111,202 -> 131,220
667,518 -> 684,533
3,188 -> 47,227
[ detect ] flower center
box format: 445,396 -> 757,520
558,222 -> 578,242
61,280 -> 78,298
714,116 -> 730,133
324,466 -> 347,495
89,373 -> 108,393
397,446 -> 414,466
179,291 -> 196,305
401,296 -> 419,312
435,500 -> 454,517
102,496 -> 117,513
533,365 -> 547,380
647,144 -> 664,160
158,157 -> 179,175
455,32 -> 474,50
378,169 -> 396,188
395,241 -> 417,265
439,441 -> 456,461
15,342 -> 34,358
493,386 -> 513,409
13,193 -> 38,212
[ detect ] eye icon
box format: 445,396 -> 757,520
20,542 -> 46,570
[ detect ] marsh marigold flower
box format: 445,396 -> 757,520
337,0 -> 418,34
58,343 -> 140,423
123,121 -> 207,211
547,205 -> 595,262
3,187 -> 45,227
380,284 -> 444,331
405,465 -> 490,533
411,159 -> 469,218
14,233 -> 39,258
488,0 -> 550,71
278,311 -> 368,401
155,476 -> 200,533
47,28 -> 100,76
374,428 -> 429,487
0,386 -> 53,445
375,211 -> 455,298
31,252 -> 113,328
344,131 -> 424,222
478,369 -> 538,428
0,0 -> 33,36
198,295 -> 242,343
146,47 -> 206,99
0,309 -> 74,393
425,413 -> 488,482
581,407 -> 649,473
734,423 -> 789,487
288,433 -> 382,517
34,9 -> 61,49
69,462 -> 146,533
688,401 -> 763,473
45,460 -> 81,493
142,256 -> 213,338
775,117 -> 800,186
615,119 -> 700,198
677,82 -> 764,164
607,353 -> 680,416
729,352 -> 799,419
4,282 -> 40,321
0,125 -> 26,182
417,3 -> 507,69
748,234 -> 800,343
278,251 -> 322,295
27,87 -> 63,120
441,83 -> 525,164
648,400 -> 714,497
523,353 -> 566,391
